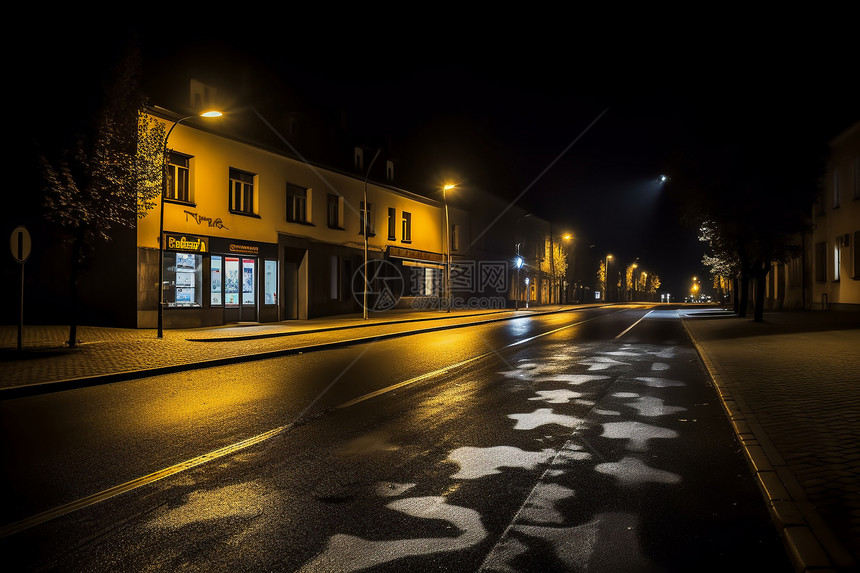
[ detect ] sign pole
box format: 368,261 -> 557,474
10,226 -> 32,352
18,260 -> 24,351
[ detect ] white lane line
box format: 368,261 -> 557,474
615,310 -> 652,339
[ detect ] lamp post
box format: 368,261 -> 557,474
442,183 -> 455,312
604,254 -> 614,302
514,248 -> 524,311
561,233 -> 572,303
157,110 -> 222,338
363,149 -> 381,319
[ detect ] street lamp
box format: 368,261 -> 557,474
157,109 -> 222,338
604,254 -> 614,302
363,149 -> 381,320
442,183 -> 455,312
561,233 -> 573,303
629,262 -> 638,301
514,249 -> 524,311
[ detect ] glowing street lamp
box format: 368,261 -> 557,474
442,183 -> 456,312
158,109 -> 222,338
561,233 -> 573,303
604,254 -> 614,302
514,251 -> 524,311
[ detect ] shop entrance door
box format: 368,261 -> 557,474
224,256 -> 258,323
282,246 -> 308,320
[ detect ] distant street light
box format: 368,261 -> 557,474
158,109 -> 222,339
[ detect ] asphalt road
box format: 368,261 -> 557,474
0,306 -> 793,571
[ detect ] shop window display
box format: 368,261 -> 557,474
164,252 -> 202,307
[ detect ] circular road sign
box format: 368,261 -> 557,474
10,226 -> 31,263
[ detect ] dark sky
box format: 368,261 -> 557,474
17,17 -> 858,298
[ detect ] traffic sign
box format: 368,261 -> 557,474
10,226 -> 31,263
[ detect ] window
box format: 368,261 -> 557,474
854,158 -> 860,200
211,256 -> 223,305
359,201 -> 374,235
264,260 -> 277,304
167,152 -> 191,202
287,183 -> 309,223
242,259 -> 255,304
401,211 -> 412,242
814,241 -> 827,282
833,169 -> 840,209
452,224 -> 460,251
327,194 -> 342,228
386,160 -> 394,181
834,243 -> 841,281
387,207 -> 396,240
229,168 -> 255,214
854,231 -> 860,279
163,252 -> 202,307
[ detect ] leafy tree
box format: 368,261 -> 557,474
539,239 -> 567,303
39,38 -> 163,346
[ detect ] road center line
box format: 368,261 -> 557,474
337,313 -> 611,409
615,310 -> 652,338
0,424 -> 291,539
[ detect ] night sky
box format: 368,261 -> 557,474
16,16 -> 858,299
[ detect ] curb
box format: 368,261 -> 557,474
0,307 -> 573,401
682,319 -> 857,573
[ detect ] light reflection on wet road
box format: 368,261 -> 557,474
0,307 -> 792,571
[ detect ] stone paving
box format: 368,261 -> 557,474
682,308 -> 859,573
1,305 -> 858,572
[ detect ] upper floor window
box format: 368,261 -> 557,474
854,158 -> 860,200
167,152 -> 191,203
452,224 -> 460,251
401,211 -> 412,243
229,168 -> 255,214
359,201 -> 374,236
387,207 -> 396,240
327,194 -> 343,228
287,183 -> 310,223
833,169 -> 840,209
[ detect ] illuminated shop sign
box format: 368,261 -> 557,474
228,243 -> 259,255
165,233 -> 208,253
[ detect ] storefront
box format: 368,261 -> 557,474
161,233 -> 279,327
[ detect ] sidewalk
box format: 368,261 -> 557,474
1,305 -> 858,571
681,307 -> 860,572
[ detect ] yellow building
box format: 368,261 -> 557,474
139,107 -> 446,328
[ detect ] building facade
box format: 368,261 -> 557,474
771,120 -> 860,311
810,120 -> 860,310
140,107 -> 448,328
